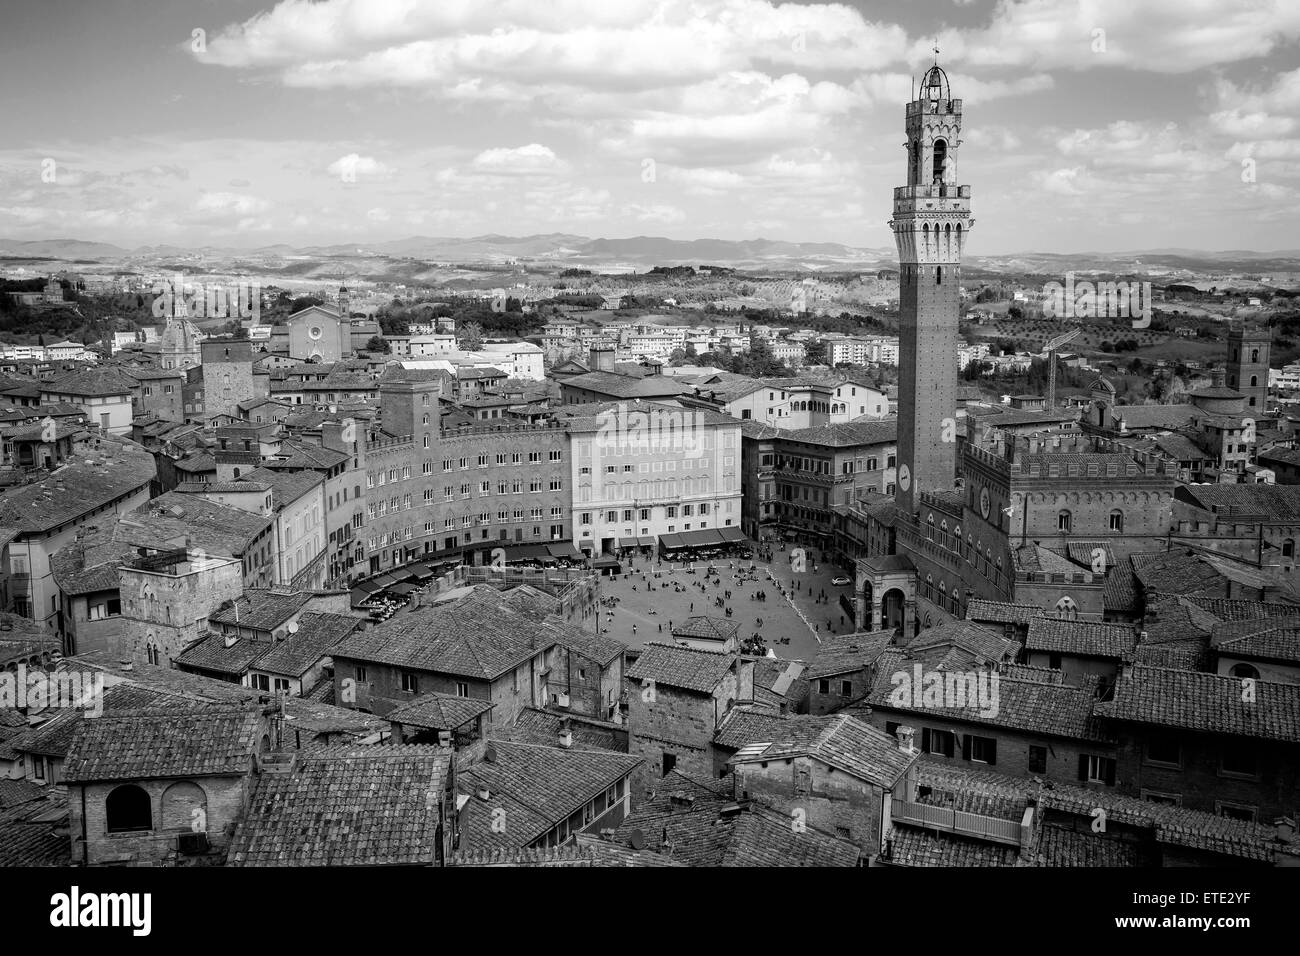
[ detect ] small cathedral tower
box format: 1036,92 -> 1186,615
890,58 -> 973,514
1227,323 -> 1269,413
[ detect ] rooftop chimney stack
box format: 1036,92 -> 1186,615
895,725 -> 917,753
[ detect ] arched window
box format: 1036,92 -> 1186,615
1284,539 -> 1295,559
1251,349 -> 1259,363
105,784 -> 153,833
932,139 -> 947,183
1250,375 -> 1258,387
1109,509 -> 1123,532
936,266 -> 943,285
1055,596 -> 1078,621
1230,663 -> 1259,680
1058,510 -> 1072,533
161,781 -> 208,832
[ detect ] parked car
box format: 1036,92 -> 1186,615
831,575 -> 852,586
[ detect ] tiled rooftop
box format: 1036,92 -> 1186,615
1096,665 -> 1300,743
228,746 -> 450,866
625,642 -> 736,694
63,704 -> 264,782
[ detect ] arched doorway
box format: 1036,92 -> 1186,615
882,588 -> 906,635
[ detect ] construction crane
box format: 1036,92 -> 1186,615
1043,327 -> 1082,409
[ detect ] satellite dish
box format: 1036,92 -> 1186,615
287,621 -> 299,634
628,828 -> 646,850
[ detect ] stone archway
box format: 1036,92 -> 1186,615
882,588 -> 906,634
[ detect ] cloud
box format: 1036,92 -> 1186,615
471,143 -> 561,174
327,153 -> 393,181
194,191 -> 270,215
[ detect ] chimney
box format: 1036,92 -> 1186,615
588,346 -> 615,373
476,784 -> 491,801
1211,367 -> 1226,388
558,728 -> 573,749
1275,816 -> 1296,845
895,724 -> 917,753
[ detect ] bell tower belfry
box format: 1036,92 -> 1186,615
890,57 -> 973,515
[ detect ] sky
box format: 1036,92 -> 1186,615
1,0 -> 1298,254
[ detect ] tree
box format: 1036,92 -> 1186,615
366,335 -> 391,354
668,348 -> 687,365
804,339 -> 827,366
458,321 -> 484,350
1008,305 -> 1024,319
290,296 -> 323,314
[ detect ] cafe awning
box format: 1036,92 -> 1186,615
407,562 -> 435,580
677,529 -> 724,548
387,582 -> 419,595
547,542 -> 584,560
658,533 -> 685,550
718,527 -> 745,544
506,544 -> 552,561
370,573 -> 399,588
354,580 -> 383,595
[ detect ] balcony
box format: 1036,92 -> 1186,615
891,799 -> 1030,848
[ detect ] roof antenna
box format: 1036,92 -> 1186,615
933,39 -> 940,66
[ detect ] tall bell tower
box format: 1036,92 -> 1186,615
890,58 -> 973,515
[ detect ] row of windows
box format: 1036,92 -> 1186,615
579,503 -> 710,523
443,451 -> 561,470
444,479 -> 564,498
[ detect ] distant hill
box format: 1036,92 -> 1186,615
0,238 -> 132,259
2,235 -> 1298,277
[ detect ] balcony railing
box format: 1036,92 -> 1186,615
892,800 -> 1027,847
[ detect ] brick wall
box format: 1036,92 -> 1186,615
626,682 -> 718,801
735,755 -> 885,855
863,706 -> 1119,791
70,773 -> 251,866
1111,728 -> 1300,822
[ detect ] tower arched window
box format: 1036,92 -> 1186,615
1055,596 -> 1078,621
1109,509 -> 1123,532
1250,375 -> 1258,387
1058,510 -> 1072,533
1230,663 -> 1259,680
1252,349 -> 1259,363
932,139 -> 947,184
1284,539 -> 1294,559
